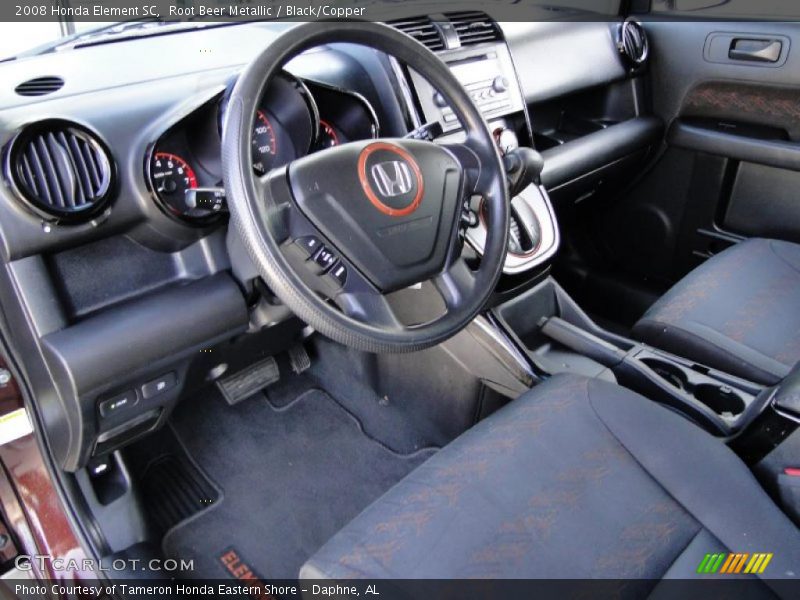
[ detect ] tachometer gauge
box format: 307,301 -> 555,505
151,152 -> 197,214
149,150 -> 223,224
252,110 -> 278,174
318,120 -> 340,149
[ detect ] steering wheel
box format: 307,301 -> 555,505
222,22 -> 508,353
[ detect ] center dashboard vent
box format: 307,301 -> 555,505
447,11 -> 502,47
617,19 -> 649,68
6,120 -> 115,223
386,16 -> 445,52
15,76 -> 64,97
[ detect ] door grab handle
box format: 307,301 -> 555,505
729,39 -> 782,63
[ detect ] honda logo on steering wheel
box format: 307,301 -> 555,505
370,161 -> 414,198
357,143 -> 424,217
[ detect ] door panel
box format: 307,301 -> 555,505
598,19 -> 800,285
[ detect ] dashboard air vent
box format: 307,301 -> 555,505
447,11 -> 502,46
15,76 -> 64,97
7,121 -> 114,223
387,16 -> 445,52
617,19 -> 649,67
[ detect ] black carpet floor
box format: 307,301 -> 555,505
301,336 -> 486,453
163,383 -> 436,580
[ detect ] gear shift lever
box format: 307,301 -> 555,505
503,147 -> 545,197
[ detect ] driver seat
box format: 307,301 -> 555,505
301,375 -> 800,582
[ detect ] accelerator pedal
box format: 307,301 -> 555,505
217,357 -> 280,406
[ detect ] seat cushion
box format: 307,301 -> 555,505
633,238 -> 800,385
301,374 -> 800,583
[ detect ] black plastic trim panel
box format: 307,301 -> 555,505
669,120 -> 800,172
540,116 -> 664,190
40,273 -> 248,470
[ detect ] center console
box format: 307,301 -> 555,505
394,14 -> 769,441
390,12 -> 558,277
491,277 -> 770,438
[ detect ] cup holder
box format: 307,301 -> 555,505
641,357 -> 747,417
641,358 -> 688,390
694,384 -> 745,416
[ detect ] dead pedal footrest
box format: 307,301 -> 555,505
217,357 -> 280,405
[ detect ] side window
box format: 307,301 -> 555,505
651,0 -> 800,18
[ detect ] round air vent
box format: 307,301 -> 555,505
617,19 -> 649,68
15,76 -> 64,97
6,120 -> 115,223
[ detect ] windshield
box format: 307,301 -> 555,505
0,0 -> 622,61
0,20 -> 109,60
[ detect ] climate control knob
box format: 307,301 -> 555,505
493,76 -> 509,93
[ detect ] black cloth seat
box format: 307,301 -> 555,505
301,374 -> 800,582
633,238 -> 800,385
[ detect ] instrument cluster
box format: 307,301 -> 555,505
146,72 -> 378,225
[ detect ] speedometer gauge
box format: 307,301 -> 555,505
151,152 -> 197,210
252,110 -> 278,174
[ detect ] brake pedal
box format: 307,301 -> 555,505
288,343 -> 311,374
217,357 -> 280,406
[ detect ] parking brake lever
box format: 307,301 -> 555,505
539,316 -> 628,368
503,147 -> 545,197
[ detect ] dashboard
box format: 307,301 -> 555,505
0,15 -> 658,471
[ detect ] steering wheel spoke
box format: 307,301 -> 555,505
255,171 -> 273,200
433,257 -> 481,312
336,289 -> 404,331
442,141 -> 483,197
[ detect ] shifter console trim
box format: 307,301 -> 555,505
466,184 -> 560,274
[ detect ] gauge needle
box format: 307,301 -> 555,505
158,178 -> 177,194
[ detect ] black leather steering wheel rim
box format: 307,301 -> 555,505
222,21 -> 508,353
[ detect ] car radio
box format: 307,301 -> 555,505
407,42 -> 526,132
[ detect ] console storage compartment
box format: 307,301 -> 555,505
493,278 -> 617,382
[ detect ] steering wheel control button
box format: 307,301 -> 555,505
328,262 -> 348,287
141,372 -> 177,400
98,390 -> 139,419
405,121 -> 443,142
296,236 -> 322,257
314,246 -> 338,271
357,142 -> 424,217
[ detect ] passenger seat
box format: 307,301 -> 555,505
632,238 -> 800,385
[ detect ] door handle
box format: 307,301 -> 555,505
729,38 -> 783,63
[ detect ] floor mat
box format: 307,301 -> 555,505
301,336 -> 484,453
125,426 -> 221,539
164,385 -> 436,580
